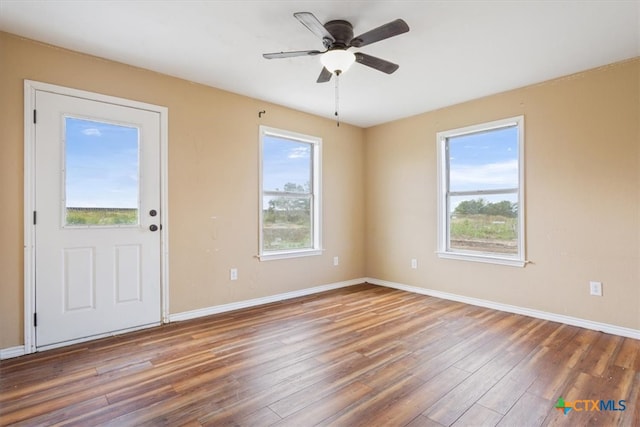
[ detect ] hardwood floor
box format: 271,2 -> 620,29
1,283 -> 639,426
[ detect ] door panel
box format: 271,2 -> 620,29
63,247 -> 95,311
115,244 -> 142,303
35,90 -> 161,348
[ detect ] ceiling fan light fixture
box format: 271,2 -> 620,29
321,49 -> 356,74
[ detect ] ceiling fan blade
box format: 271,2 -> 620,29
294,12 -> 336,43
316,67 -> 332,83
354,52 -> 399,74
263,50 -> 323,59
350,19 -> 409,48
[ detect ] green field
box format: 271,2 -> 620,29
450,214 -> 517,254
262,205 -> 311,251
262,223 -> 312,251
66,208 -> 138,225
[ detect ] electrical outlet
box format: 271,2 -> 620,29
589,281 -> 602,296
333,256 -> 339,266
230,268 -> 238,281
411,258 -> 418,269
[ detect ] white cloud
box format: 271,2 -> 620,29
450,159 -> 518,189
287,146 -> 310,159
82,128 -> 102,136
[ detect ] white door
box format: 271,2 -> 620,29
34,90 -> 161,348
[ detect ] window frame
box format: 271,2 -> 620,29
436,116 -> 525,267
258,126 -> 322,261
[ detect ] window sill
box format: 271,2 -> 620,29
259,248 -> 323,261
437,251 -> 526,267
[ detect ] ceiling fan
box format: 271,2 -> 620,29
263,12 -> 410,82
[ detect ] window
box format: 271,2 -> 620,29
437,116 -> 525,266
259,126 -> 322,260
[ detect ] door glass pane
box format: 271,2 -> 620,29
64,117 -> 139,226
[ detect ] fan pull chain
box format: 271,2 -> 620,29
334,70 -> 340,127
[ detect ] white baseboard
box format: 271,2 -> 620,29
6,276 -> 636,359
366,277 -> 640,340
0,345 -> 25,360
170,278 -> 365,322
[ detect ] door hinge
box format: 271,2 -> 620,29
34,312 -> 37,327
33,211 -> 37,225
33,109 -> 37,124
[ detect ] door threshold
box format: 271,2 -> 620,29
36,322 -> 161,352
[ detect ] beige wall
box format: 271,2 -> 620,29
365,58 -> 640,330
1,30 -> 639,350
0,32 -> 365,348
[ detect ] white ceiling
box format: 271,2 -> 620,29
1,1 -> 638,128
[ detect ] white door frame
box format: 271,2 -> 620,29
23,80 -> 170,354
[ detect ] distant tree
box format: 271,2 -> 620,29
266,182 -> 310,224
454,198 -> 516,218
283,182 -> 305,193
454,198 -> 486,215
483,200 -> 517,217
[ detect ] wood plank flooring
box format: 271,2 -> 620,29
1,283 -> 639,426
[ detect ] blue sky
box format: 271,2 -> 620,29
448,125 -> 519,209
65,117 -> 139,208
448,125 -> 519,193
262,135 -> 311,192
64,120 -> 513,210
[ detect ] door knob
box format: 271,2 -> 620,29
149,224 -> 158,232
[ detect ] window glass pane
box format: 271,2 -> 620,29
262,195 -> 312,251
448,125 -> 518,192
263,136 -> 311,193
65,117 -> 139,226
449,194 -> 518,255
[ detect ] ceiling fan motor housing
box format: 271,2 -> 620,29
323,20 -> 354,50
